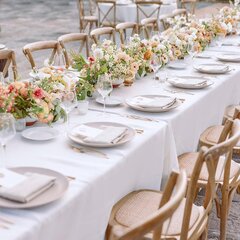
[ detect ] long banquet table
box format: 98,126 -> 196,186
0,111 -> 177,240
1,35 -> 240,240
91,35 -> 240,155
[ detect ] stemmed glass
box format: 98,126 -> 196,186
150,54 -> 162,86
187,42 -> 196,63
61,85 -> 78,132
0,113 -> 16,168
96,74 -> 113,116
216,33 -> 225,47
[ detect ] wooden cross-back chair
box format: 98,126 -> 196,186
23,40 -> 60,69
115,22 -> 138,45
107,170 -> 188,240
179,0 -> 197,14
96,0 -> 117,27
77,0 -> 98,34
198,107 -> 240,155
135,0 -> 162,26
141,17 -> 159,39
58,33 -> 89,68
0,49 -> 18,81
90,27 -> 116,44
106,135 -> 228,240
223,104 -> 240,124
179,119 -> 240,240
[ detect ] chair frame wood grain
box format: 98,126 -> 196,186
179,0 -> 196,14
58,33 -> 89,68
115,22 -> 138,44
0,49 -> 18,81
90,27 -> 116,44
108,170 -> 188,240
96,0 -> 117,27
22,40 -> 60,69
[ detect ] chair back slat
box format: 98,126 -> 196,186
0,49 -> 18,81
141,17 -> 159,39
23,40 -> 60,69
116,22 -> 138,44
58,33 -> 89,68
90,27 -> 116,44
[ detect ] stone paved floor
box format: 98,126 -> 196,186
1,0 -> 240,239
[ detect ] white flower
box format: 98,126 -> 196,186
105,54 -> 110,61
93,48 -> 104,59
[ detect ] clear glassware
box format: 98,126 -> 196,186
157,70 -> 167,91
0,113 -> 16,168
61,85 -> 78,132
187,42 -> 196,62
216,33 -> 225,47
96,74 -> 113,116
150,54 -> 162,86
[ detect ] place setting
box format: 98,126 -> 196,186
125,95 -> 182,113
193,63 -> 232,74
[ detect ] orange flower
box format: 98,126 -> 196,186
144,50 -> 152,60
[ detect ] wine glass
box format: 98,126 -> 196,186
0,113 -> 16,168
96,74 -> 113,116
157,70 -> 167,91
187,42 -> 196,62
150,54 -> 162,86
61,85 -> 78,132
216,33 -> 225,47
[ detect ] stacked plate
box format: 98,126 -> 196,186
68,122 -> 135,148
167,62 -> 187,70
216,54 -> 240,63
167,76 -> 214,89
126,95 -> 181,112
194,63 -> 230,74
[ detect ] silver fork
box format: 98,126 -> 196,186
71,146 -> 109,159
164,88 -> 195,95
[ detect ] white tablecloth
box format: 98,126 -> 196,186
99,2 -> 177,23
0,111 -> 177,240
91,35 -> 240,155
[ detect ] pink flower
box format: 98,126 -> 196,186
33,88 -> 44,99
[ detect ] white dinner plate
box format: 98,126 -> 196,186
68,122 -> 135,148
167,76 -> 214,89
0,167 -> 68,209
167,62 -> 187,70
194,63 -> 230,74
0,44 -> 6,50
96,97 -> 123,106
22,127 -> 59,141
126,95 -> 182,113
216,54 -> 240,63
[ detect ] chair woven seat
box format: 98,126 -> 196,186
199,125 -> 224,146
114,190 -> 202,236
179,152 -> 240,182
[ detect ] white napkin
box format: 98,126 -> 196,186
218,54 -> 240,61
0,173 -> 56,203
130,96 -> 176,109
197,64 -> 228,73
170,77 -> 207,86
73,125 -> 128,144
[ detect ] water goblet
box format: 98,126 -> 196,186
150,54 -> 162,86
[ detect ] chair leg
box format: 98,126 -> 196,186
219,191 -> 229,240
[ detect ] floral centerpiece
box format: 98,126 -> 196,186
0,82 -> 65,124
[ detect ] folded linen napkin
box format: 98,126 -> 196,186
0,173 -> 56,203
130,96 -> 176,109
198,65 -> 228,73
218,54 -> 240,61
170,77 -> 207,86
73,125 -> 128,144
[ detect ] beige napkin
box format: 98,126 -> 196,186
131,96 -> 176,109
83,126 -> 128,144
198,65 -> 228,73
0,173 -> 56,203
171,77 -> 207,86
218,54 -> 240,61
